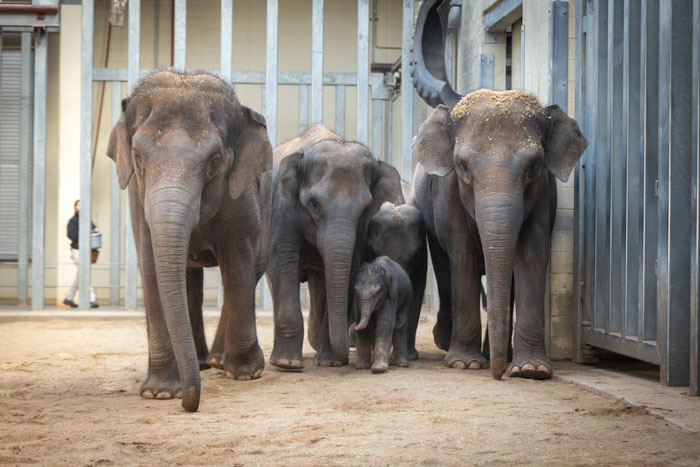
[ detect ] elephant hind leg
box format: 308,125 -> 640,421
307,270 -> 326,352
426,232 -> 452,351
186,267 -> 210,370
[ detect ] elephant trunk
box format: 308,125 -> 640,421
476,195 -> 522,380
146,183 -> 201,411
320,219 -> 357,360
354,300 -> 374,331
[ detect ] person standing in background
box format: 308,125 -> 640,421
64,200 -> 99,308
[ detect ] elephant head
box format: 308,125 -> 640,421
106,70 -> 272,411
353,261 -> 390,331
277,137 -> 402,361
413,90 -> 587,379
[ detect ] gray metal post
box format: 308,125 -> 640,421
31,29 -> 47,310
110,82 -> 122,305
371,99 -> 382,159
298,85 -> 309,133
220,0 -> 233,83
384,98 -> 393,164
125,0 -> 141,310
520,23 -> 525,89
357,0 -> 369,145
311,0 -> 324,123
400,0 -> 413,182
17,32 -> 31,305
173,0 -> 186,70
335,85 -> 345,137
479,53 -> 494,89
657,0 -> 694,387
79,0 -> 94,310
690,0 -> 700,397
265,0 -> 278,146
548,2 -> 568,108
217,269 -> 224,310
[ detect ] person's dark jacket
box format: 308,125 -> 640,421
67,214 -> 96,249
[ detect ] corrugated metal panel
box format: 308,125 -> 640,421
0,49 -> 33,261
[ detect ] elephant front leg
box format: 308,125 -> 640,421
392,313 -> 409,368
186,267 -> 210,370
406,247 -> 428,360
445,249 -> 486,370
354,326 -> 373,370
313,305 -> 349,367
207,304 -> 227,370
269,249 -> 305,370
510,218 -> 552,379
371,307 -> 396,374
426,232 -> 452,351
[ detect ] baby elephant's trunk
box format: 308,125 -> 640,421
354,301 -> 374,331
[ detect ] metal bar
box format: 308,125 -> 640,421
400,0 -> 413,181
220,0 -> 233,83
311,0 -> 323,123
265,0 -> 278,146
623,0 -> 641,337
519,23 -> 525,90
79,0 -> 94,310
217,269 -> 224,310
298,84 -> 309,133
357,0 -> 369,145
371,98 -> 382,159
657,0 -> 694,387
484,0 -> 523,32
31,29 -> 47,310
17,31 -> 31,305
125,0 -> 141,310
691,0 -> 700,397
639,0 -> 658,343
110,82 -> 122,305
173,0 -> 186,70
154,0 -> 160,68
384,98 -> 393,164
607,0 -> 624,333
335,85 -> 345,137
583,328 -> 659,364
548,2 -> 568,108
479,53 -> 495,89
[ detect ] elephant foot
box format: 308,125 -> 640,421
445,346 -> 488,370
355,358 -> 371,370
270,344 -> 305,370
509,351 -> 552,380
394,357 -> 409,368
407,347 -> 419,361
224,344 -> 265,381
207,353 -> 224,370
199,359 -> 211,371
140,363 -> 182,401
432,321 -> 452,351
313,346 -> 348,367
371,361 -> 389,374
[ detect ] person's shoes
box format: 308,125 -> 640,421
90,301 -> 99,309
63,298 -> 78,308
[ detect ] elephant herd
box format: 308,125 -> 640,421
107,70 -> 587,412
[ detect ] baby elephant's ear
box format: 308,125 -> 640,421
543,105 -> 588,182
278,151 -> 303,203
229,106 -> 273,200
106,111 -> 133,190
412,105 -> 455,177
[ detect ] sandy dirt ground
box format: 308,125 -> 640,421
1,314 -> 699,466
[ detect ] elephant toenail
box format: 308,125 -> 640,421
175,390 -> 183,398
537,364 -> 550,374
467,361 -> 481,370
156,391 -> 172,399
142,390 -> 155,399
522,363 -> 536,372
451,360 -> 467,369
510,365 -> 520,374
225,371 -> 234,379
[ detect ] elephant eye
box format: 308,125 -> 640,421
526,161 -> 541,182
134,151 -> 144,173
207,153 -> 222,178
459,161 -> 471,183
308,197 -> 322,215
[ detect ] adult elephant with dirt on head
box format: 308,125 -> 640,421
107,70 -> 273,411
268,124 -> 404,369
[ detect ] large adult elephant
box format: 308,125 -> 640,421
268,124 -> 404,369
411,0 -> 587,379
107,70 -> 272,411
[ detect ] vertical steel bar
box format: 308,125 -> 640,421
573,0 -> 585,362
400,0 -> 413,181
357,0 -> 369,145
17,32 -> 31,305
639,0 -> 658,342
548,2 -> 568,108
79,0 -> 94,310
154,0 -> 160,68
690,0 -> 700,397
220,0 -> 233,83
623,0 -> 641,337
371,99 -> 382,159
384,98 -> 393,164
173,0 -> 186,70
335,85 -> 345,137
520,23 -> 525,90
479,53 -> 495,89
607,0 -> 624,333
311,0 -> 324,123
265,0 -> 278,146
298,85 -> 309,133
217,269 -> 224,310
110,82 -> 122,305
125,0 -> 141,310
657,0 -> 693,387
31,30 -> 47,310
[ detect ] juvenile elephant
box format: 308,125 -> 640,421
353,256 -> 412,373
367,202 -> 427,360
107,71 -> 272,411
269,124 -> 404,369
411,89 -> 587,380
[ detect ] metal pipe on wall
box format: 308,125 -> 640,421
311,0 -> 323,124
31,29 -> 47,310
357,0 -> 369,145
400,0 -> 413,182
110,82 -> 122,305
17,31 -> 31,305
173,0 -> 186,70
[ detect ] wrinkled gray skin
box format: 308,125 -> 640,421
412,90 -> 587,380
269,124 -> 404,369
353,256 -> 412,373
107,71 -> 272,411
367,202 -> 427,360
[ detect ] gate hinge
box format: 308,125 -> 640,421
654,179 -> 659,196
655,258 -> 658,275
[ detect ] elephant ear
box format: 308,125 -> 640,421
106,110 -> 134,190
543,105 -> 588,182
369,161 -> 405,217
412,104 -> 454,177
229,106 -> 273,200
278,151 -> 304,203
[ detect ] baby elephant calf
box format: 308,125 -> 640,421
353,256 -> 412,373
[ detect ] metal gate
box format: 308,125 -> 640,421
572,0 -> 700,393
